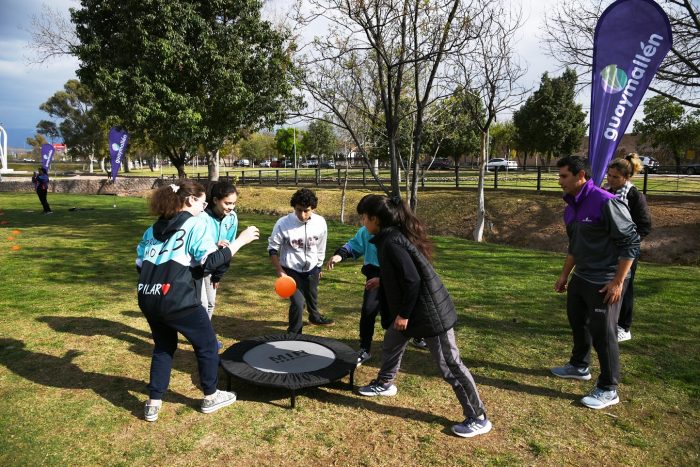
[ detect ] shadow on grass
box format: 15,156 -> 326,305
0,338 -> 198,418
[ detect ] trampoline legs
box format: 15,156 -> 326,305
226,374 -> 232,391
290,390 -> 296,409
349,368 -> 355,389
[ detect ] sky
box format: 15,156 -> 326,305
0,0 -> 631,149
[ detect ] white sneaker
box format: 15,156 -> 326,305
357,379 -> 398,397
201,390 -> 237,414
617,326 -> 632,342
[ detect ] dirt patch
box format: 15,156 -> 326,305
429,190 -> 700,266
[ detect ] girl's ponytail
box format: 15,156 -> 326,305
150,180 -> 205,219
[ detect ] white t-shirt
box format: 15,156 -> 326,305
268,212 -> 327,272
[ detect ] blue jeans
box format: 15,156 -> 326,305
145,306 -> 219,399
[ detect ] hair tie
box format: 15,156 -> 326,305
389,195 -> 402,206
170,184 -> 180,193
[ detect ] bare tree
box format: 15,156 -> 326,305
295,0 -> 484,205
542,0 -> 700,108
26,2 -> 79,65
450,2 -> 528,242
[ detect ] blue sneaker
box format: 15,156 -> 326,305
357,379 -> 397,397
580,387 -> 619,409
452,415 -> 492,438
551,363 -> 591,381
217,340 -> 224,350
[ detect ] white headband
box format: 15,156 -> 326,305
170,184 -> 180,193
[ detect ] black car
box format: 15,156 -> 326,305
421,160 -> 453,170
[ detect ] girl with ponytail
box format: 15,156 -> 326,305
356,195 -> 492,438
136,180 -> 259,421
606,153 -> 652,342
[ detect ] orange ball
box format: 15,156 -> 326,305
274,276 -> 297,298
11,230 -> 20,235
11,245 -> 21,251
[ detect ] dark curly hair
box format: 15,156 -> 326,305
290,188 -> 318,209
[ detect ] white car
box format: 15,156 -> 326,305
259,160 -> 272,168
486,158 -> 518,171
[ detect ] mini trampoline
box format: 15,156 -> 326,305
220,334 -> 357,408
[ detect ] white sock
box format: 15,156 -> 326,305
147,399 -> 162,407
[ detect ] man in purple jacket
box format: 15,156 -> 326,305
551,156 -> 640,409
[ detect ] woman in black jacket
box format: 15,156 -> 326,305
356,195 -> 491,438
607,154 -> 652,342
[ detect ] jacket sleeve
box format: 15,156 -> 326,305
385,240 -> 421,319
268,218 -> 284,256
316,218 -> 327,268
628,187 -> 652,238
606,198 -> 641,260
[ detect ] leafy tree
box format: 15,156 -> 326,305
512,97 -> 541,167
633,95 -> 700,168
239,132 -> 276,163
37,79 -> 107,171
275,128 -> 305,162
489,121 -> 517,160
303,120 -> 337,160
72,0 -> 296,179
517,69 -> 587,167
26,134 -> 48,159
423,91 -> 482,167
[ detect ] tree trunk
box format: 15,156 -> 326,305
208,149 -> 220,181
473,130 -> 488,242
340,161 -> 349,224
123,155 -> 130,173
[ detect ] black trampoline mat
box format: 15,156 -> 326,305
221,334 -> 357,391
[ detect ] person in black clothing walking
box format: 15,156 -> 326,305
606,153 -> 652,342
356,194 -> 491,438
31,167 -> 52,214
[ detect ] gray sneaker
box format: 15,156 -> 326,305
357,379 -> 397,397
356,349 -> 372,366
580,387 -> 619,409
201,390 -> 237,414
551,363 -> 591,381
144,401 -> 161,422
451,415 -> 492,438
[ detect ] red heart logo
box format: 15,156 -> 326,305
162,283 -> 171,295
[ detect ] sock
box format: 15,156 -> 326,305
147,399 -> 162,407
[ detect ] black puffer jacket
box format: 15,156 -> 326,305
370,227 -> 457,338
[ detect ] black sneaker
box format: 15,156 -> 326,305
410,338 -> 428,350
356,349 -> 371,366
309,315 -> 335,326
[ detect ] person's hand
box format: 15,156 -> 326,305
238,226 -> 259,245
365,277 -> 380,290
212,281 -> 220,289
600,280 -> 623,304
393,315 -> 409,331
554,276 -> 568,293
217,240 -> 230,248
326,255 -> 342,271
277,270 -> 287,278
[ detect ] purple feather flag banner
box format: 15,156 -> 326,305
108,127 -> 129,182
41,144 -> 54,170
588,0 -> 672,185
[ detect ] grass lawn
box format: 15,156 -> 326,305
0,193 -> 698,466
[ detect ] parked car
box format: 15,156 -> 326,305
638,155 -> 659,174
486,158 -> 518,171
319,160 -> 336,169
259,160 -> 272,168
235,159 -> 251,167
421,159 -> 453,170
680,162 -> 700,175
301,160 -> 318,168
